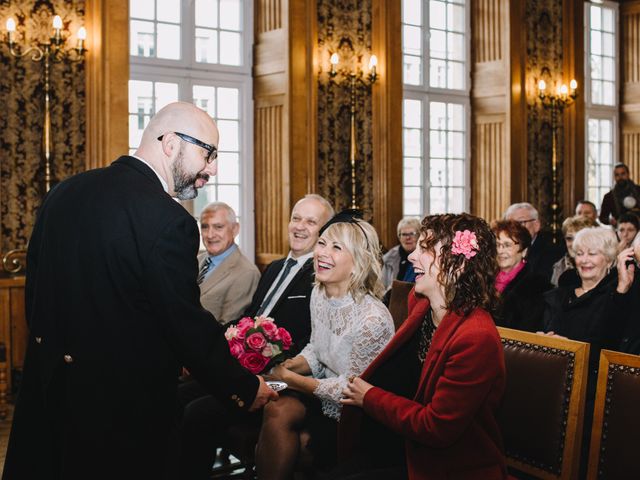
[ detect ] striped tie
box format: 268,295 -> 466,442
197,257 -> 212,285
256,258 -> 297,316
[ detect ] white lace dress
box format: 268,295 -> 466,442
299,287 -> 394,420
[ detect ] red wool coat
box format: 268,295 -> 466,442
339,291 -> 507,480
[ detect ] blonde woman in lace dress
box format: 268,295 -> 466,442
255,213 -> 394,480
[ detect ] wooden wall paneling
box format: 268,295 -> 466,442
622,4 -> 640,180
372,0 -> 402,249
290,0 -> 318,202
472,0 -> 510,221
85,0 -> 129,170
562,0 -> 585,216
508,0 -> 527,204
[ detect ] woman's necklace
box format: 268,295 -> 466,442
417,309 -> 437,363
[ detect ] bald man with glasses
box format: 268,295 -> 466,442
3,102 -> 276,480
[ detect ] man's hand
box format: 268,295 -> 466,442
249,375 -> 278,411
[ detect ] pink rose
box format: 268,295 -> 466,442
260,320 -> 279,340
224,325 -> 239,341
236,317 -> 254,340
228,339 -> 244,358
278,327 -> 292,350
262,344 -> 282,358
246,332 -> 267,352
238,351 -> 271,374
451,230 -> 479,260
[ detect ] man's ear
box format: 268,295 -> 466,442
232,222 -> 240,237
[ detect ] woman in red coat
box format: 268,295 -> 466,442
338,213 -> 507,480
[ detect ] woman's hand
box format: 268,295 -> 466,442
340,377 -> 374,408
279,356 -> 312,375
536,331 -> 568,340
268,364 -> 291,383
616,247 -> 635,294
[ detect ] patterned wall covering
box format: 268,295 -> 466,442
525,0 -> 565,223
0,1 -> 86,254
316,0 -> 374,219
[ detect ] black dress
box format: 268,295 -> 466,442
496,263 -> 552,332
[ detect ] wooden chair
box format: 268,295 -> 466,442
496,327 -> 590,480
587,349 -> 640,480
387,280 -> 414,331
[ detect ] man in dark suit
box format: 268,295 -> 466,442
178,193 -> 334,479
504,202 -> 565,283
2,102 -> 276,480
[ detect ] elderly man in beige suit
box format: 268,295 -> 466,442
197,202 -> 260,324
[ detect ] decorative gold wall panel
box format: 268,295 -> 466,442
623,133 -> 640,180
624,12 -> 640,84
622,4 -> 640,169
0,1 -> 86,254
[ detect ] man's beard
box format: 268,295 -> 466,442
172,149 -> 210,200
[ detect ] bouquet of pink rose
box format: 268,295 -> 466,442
224,316 -> 293,374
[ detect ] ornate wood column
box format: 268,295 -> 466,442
621,1 -> 640,177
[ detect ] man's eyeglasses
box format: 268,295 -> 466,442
517,218 -> 536,225
157,132 -> 218,164
399,232 -> 419,239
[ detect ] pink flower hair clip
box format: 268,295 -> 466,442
452,230 -> 479,259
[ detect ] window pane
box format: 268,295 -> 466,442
404,129 -> 422,156
131,20 -> 155,57
430,1 -> 446,29
403,0 -> 422,26
430,159 -> 447,186
403,99 -> 422,128
590,55 -> 602,79
430,187 -> 446,214
404,187 -> 422,216
157,0 -> 180,23
217,185 -> 240,215
218,120 -> 239,151
591,31 -> 602,55
430,130 -> 446,157
217,152 -> 240,183
430,30 -> 446,58
131,0 -> 154,19
448,61 -> 465,90
220,0 -> 241,30
602,8 -> 614,31
430,59 -> 447,88
403,55 -> 422,85
157,23 -> 181,59
404,157 -> 422,186
129,80 -> 153,112
218,88 -> 240,119
155,82 -> 179,110
403,25 -> 422,57
447,188 -> 464,213
196,28 -> 218,63
448,32 -> 465,61
196,0 -> 219,28
602,81 -> 615,106
219,31 -> 242,65
590,6 -> 601,30
602,57 -> 614,82
193,85 -> 217,116
447,3 -> 465,32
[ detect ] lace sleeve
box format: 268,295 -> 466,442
299,341 -> 325,378
314,308 -> 394,419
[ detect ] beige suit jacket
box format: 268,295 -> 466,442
198,247 -> 260,325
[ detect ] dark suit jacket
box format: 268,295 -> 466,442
3,156 -> 258,480
243,257 -> 314,354
340,291 -> 507,480
526,230 -> 565,283
495,263 -> 552,333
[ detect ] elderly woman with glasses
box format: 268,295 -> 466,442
381,218 -> 422,291
491,220 -> 551,333
551,215 -> 598,287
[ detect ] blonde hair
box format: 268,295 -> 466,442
315,220 -> 385,302
572,227 -> 618,264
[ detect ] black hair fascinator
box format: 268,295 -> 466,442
319,209 -> 370,248
319,209 -> 364,235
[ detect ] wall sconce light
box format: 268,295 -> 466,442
329,51 -> 378,210
537,77 -> 578,242
4,14 -> 87,193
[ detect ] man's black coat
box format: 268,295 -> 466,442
2,157 -> 258,480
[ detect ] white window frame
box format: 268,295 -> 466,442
584,0 -> 619,207
129,0 -> 255,259
402,0 -> 471,217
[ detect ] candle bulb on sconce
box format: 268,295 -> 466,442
76,26 -> 86,53
330,53 -> 339,77
6,18 -> 15,45
368,55 -> 378,83
52,15 -> 62,44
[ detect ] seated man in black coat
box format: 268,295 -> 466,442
178,194 -> 334,479
504,202 -> 565,283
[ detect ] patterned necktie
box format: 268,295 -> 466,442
197,257 -> 212,285
256,258 -> 298,315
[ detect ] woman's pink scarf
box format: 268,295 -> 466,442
495,260 -> 526,293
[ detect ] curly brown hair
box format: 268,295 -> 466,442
419,213 -> 499,316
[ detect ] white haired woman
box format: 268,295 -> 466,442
255,212 -> 394,480
381,217 -> 422,290
543,227 -> 622,477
